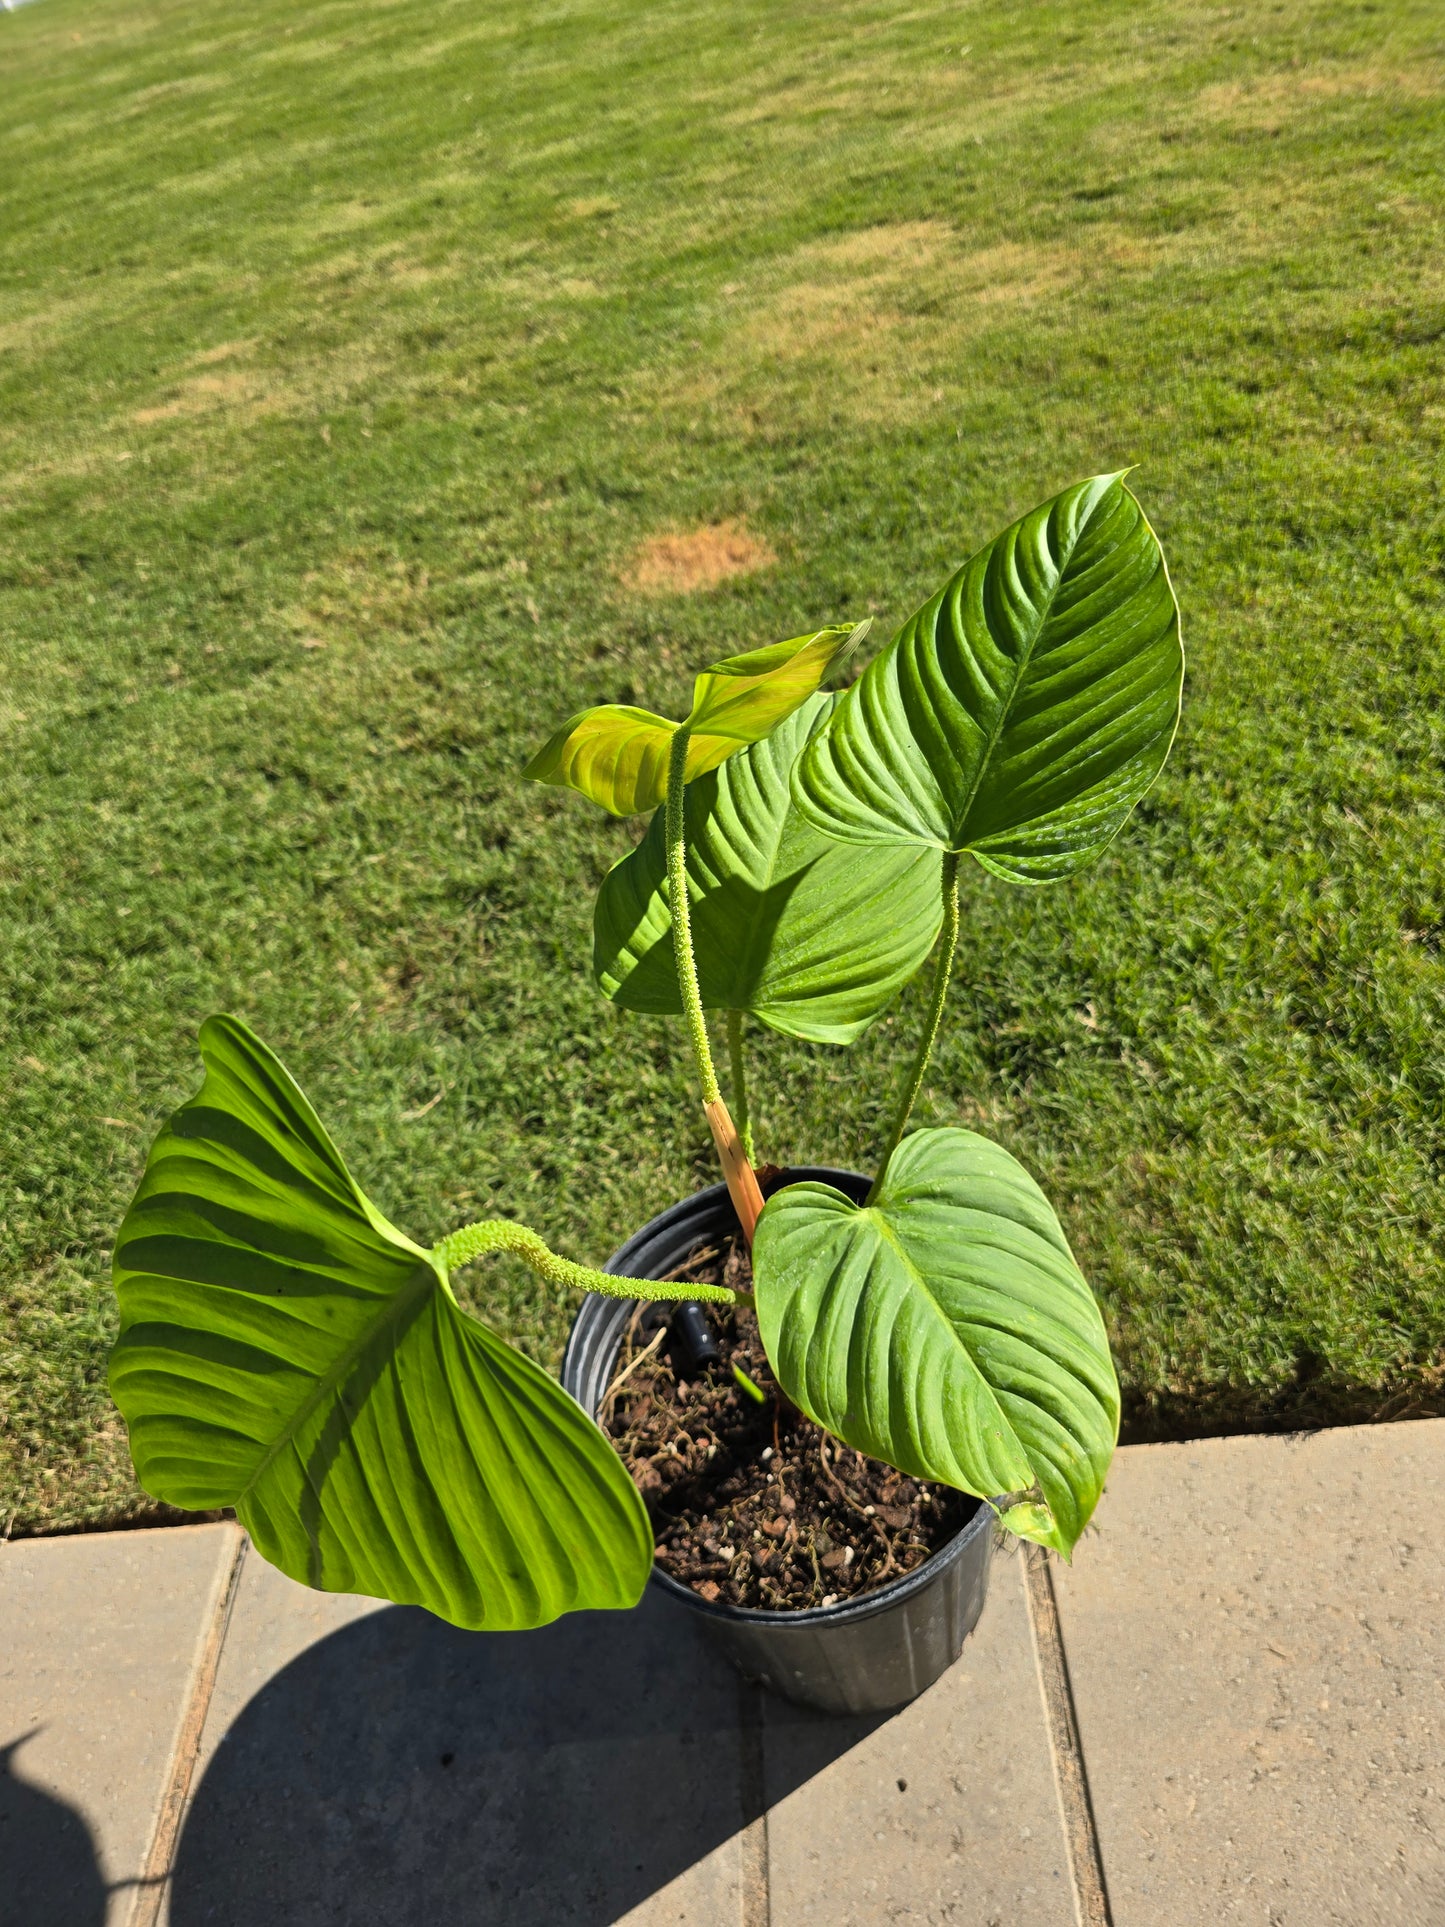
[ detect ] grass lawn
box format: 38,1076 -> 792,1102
2,0 -> 1443,1535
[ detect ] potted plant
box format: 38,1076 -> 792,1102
109,471 -> 1182,1714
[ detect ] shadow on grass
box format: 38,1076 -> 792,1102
168,1586 -> 876,1927
1121,1370 -> 1445,1446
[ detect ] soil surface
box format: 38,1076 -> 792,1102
601,1235 -> 979,1611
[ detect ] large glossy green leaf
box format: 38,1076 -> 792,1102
108,1016 -> 652,1630
792,475 -> 1182,881
752,1128 -> 1119,1556
593,694 -> 943,1045
524,622 -> 865,817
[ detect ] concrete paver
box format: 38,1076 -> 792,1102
764,1546 -> 1075,1926
161,1541 -> 1063,1925
162,1547 -> 757,1926
12,1419 -> 1444,1925
0,1522 -> 240,1927
1052,1420 -> 1445,1927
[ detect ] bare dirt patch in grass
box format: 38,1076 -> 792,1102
0,286 -> 111,360
674,223 -> 1101,428
797,219 -> 957,273
776,226 -> 1082,334
279,547 -> 443,671
623,520 -> 776,596
1199,64 -> 1443,123
719,70 -> 873,128
120,71 -> 229,113
190,337 -> 261,366
132,370 -> 276,425
126,332 -> 389,437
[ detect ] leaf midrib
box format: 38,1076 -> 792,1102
942,490 -> 1105,854
866,1206 -> 1029,1479
235,1255 -> 440,1506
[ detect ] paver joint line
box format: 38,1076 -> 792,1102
740,1677 -> 771,1927
1024,1543 -> 1114,1927
129,1526 -> 248,1927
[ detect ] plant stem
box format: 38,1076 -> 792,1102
726,1008 -> 755,1163
666,725 -> 766,1242
868,850 -> 961,1202
434,1219 -> 753,1307
666,724 -> 720,1105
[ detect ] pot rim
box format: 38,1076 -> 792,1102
573,1167 -> 1002,1633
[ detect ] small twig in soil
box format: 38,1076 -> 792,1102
819,1436 -> 896,1578
661,1246 -> 718,1283
603,1324 -> 667,1411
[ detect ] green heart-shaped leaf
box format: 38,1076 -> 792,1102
792,475 -> 1182,880
525,622 -> 865,817
593,694 -> 943,1044
108,1016 -> 652,1630
752,1127 -> 1119,1556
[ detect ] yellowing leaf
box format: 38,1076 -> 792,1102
522,705 -> 680,821
995,1503 -> 1064,1552
524,622 -> 867,816
685,624 -> 867,744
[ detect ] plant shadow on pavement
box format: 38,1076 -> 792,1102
0,1734 -> 107,1927
168,1587 -> 876,1926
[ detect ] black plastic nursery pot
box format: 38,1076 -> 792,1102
561,1168 -> 996,1718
